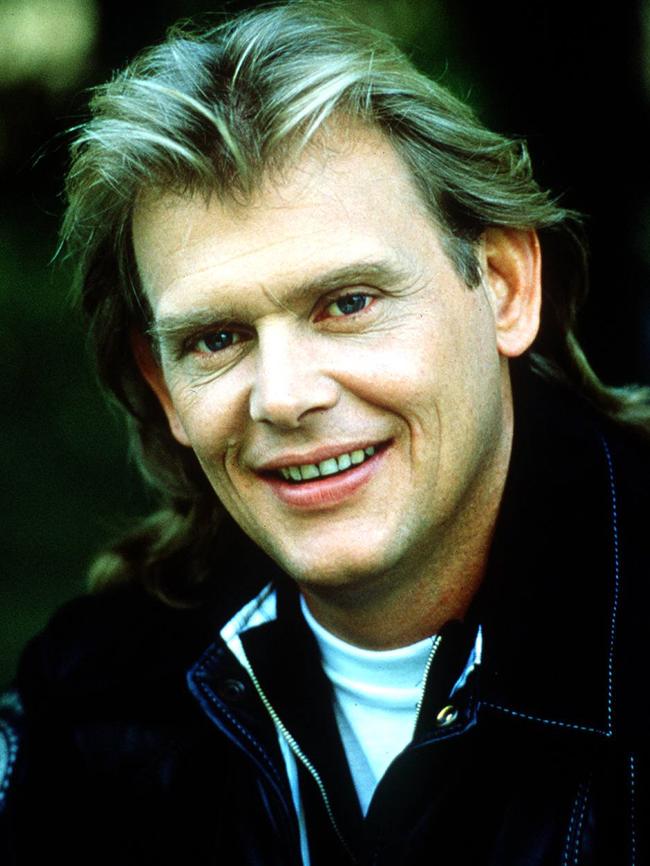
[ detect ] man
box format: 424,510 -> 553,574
2,3 -> 649,864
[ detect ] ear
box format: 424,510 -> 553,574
481,228 -> 541,358
130,330 -> 192,447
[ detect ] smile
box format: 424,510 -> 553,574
262,441 -> 389,510
278,446 -> 376,482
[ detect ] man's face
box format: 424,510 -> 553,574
133,125 -> 534,600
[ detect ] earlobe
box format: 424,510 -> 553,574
482,228 -> 542,358
130,330 -> 192,447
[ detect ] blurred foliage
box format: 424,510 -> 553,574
0,217 -> 149,686
0,0 -> 98,92
1,0 -> 649,689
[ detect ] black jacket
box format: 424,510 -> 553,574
2,372 -> 650,865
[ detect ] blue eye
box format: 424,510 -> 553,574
325,293 -> 372,318
196,330 -> 241,353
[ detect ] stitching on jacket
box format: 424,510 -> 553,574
485,436 -> 620,740
482,702 -> 607,735
192,646 -> 284,786
600,436 -> 620,736
195,643 -> 228,675
562,777 -> 591,866
197,681 -> 284,785
0,718 -> 19,809
562,784 -> 582,866
572,776 -> 591,865
629,753 -> 637,866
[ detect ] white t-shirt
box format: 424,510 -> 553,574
300,596 -> 438,815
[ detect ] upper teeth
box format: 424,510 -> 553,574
279,446 -> 376,481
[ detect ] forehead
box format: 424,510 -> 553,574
132,123 -> 446,314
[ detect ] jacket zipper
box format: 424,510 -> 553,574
246,632 -> 442,861
413,634 -> 442,730
244,661 -> 356,862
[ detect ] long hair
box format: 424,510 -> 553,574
61,1 -> 650,604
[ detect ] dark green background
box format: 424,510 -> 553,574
2,0 -> 649,688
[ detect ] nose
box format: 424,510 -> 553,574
249,324 -> 339,428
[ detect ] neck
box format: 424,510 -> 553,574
300,513 -> 497,649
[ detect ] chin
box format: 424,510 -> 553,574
276,545 -> 398,595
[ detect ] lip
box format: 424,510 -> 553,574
255,440 -> 386,473
261,443 -> 389,510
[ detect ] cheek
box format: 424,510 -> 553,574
352,306 -> 501,451
328,337 -> 446,470
167,376 -> 250,464
331,319 -> 453,417
333,317 -> 440,389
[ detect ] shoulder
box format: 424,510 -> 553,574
0,586 -> 220,810
0,585 -> 250,861
9,520 -> 274,719
597,421 -> 650,741
14,584 -> 218,712
601,418 -> 650,507
563,399 -> 650,744
512,364 -> 650,498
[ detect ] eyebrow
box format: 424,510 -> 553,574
148,258 -> 409,344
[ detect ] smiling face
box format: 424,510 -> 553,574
132,124 -> 540,631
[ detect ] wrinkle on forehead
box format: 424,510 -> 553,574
132,120 -> 443,322
132,119 -> 430,253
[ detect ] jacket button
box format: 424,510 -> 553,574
436,704 -> 459,727
218,678 -> 247,702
